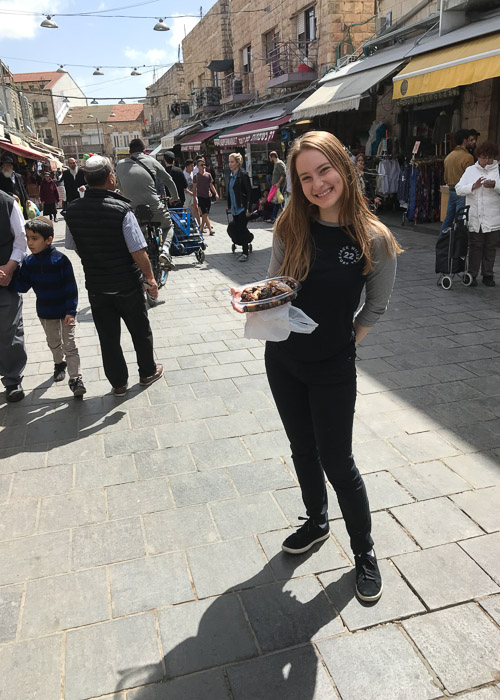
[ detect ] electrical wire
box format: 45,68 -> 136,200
0,8 -> 269,18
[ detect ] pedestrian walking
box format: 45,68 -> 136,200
440,129 -> 477,236
39,172 -> 60,221
193,157 -> 218,235
183,159 -> 201,227
61,158 -> 86,209
269,150 -> 286,223
163,152 -> 188,207
65,156 -> 163,396
227,153 -> 253,262
456,141 -> 500,287
12,217 -> 86,396
0,155 -> 29,218
264,131 -> 401,602
0,190 -> 28,402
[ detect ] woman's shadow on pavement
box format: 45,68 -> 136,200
114,544 -> 364,699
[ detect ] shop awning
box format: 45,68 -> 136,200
0,139 -> 51,162
180,129 -> 221,152
214,116 -> 291,147
161,123 -> 200,151
207,59 -> 234,72
393,32 -> 500,99
292,61 -> 404,120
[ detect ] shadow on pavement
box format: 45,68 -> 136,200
113,549 -> 358,699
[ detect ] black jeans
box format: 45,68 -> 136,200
265,345 -> 373,554
89,287 -> 156,388
233,210 -> 250,255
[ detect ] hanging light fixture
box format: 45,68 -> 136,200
57,65 -> 67,73
131,68 -> 142,76
153,18 -> 170,31
63,97 -> 70,104
90,99 -> 98,105
41,15 -> 58,28
93,67 -> 104,76
118,98 -> 125,104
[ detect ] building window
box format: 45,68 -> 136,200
41,101 -> 49,115
213,72 -> 220,87
242,45 -> 252,74
132,131 -> 140,140
45,128 -> 52,138
297,6 -> 316,55
264,30 -> 279,64
122,133 -> 130,146
113,134 -> 120,148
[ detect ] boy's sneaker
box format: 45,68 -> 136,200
238,254 -> 248,262
282,516 -> 330,554
159,251 -> 176,270
5,384 -> 25,403
69,377 -> 86,397
354,550 -> 383,602
54,362 -> 67,382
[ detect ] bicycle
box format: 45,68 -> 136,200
134,205 -> 168,306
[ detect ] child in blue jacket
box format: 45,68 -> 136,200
13,216 -> 86,396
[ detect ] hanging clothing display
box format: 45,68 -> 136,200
376,159 -> 400,195
398,159 -> 444,222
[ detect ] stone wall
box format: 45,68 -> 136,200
146,64 -> 189,139
182,4 -> 229,94
375,0 -> 439,25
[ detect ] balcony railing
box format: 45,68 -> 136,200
192,86 -> 221,112
267,40 -> 318,87
221,73 -> 256,104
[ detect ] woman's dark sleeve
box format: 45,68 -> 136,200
243,172 -> 253,212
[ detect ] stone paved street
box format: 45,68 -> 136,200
1,204 -> 500,699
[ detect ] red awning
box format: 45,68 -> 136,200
180,129 -> 221,152
0,139 -> 51,162
215,116 -> 291,147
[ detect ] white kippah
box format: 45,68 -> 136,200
84,155 -> 108,173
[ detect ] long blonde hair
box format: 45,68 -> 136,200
275,131 -> 402,281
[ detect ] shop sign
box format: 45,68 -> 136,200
115,147 -> 130,155
398,88 -> 459,107
217,128 -> 279,148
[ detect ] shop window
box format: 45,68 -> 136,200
297,6 -> 316,56
242,45 -> 252,74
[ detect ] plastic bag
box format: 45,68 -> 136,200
275,188 -> 284,204
267,185 -> 277,203
244,303 -> 318,341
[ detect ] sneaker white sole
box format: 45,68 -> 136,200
72,387 -> 86,397
355,582 -> 383,602
281,531 -> 330,554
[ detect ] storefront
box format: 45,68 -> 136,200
0,137 -> 55,204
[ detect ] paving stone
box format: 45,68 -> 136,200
143,505 -> 219,554
166,367 -> 208,386
177,352 -> 219,369
0,499 -> 38,540
78,409 -> 131,436
46,434 -> 105,465
363,471 -> 414,510
480,594 -> 500,625
272,485 -> 342,523
74,454 -> 136,489
222,390 -> 272,414
169,469 -> 237,507
156,419 -> 211,448
389,460 -> 469,500
107,479 -> 174,518
389,431 -> 461,462
317,624 -> 440,700
456,688 -> 500,700
205,412 -> 262,439
451,486 -> 500,532
228,459 -> 296,495
39,488 -> 107,533
104,427 -> 159,457
21,568 -> 109,638
403,603 -> 500,694
0,584 -> 22,643
319,560 -> 425,631
65,615 -> 163,699
72,518 -> 145,569
390,497 -> 483,547
393,543 -> 499,610
187,537 -> 273,598
209,493 -> 288,539
128,404 -> 180,429
11,463 -> 73,500
190,378 -> 240,398
147,381 -> 196,405
0,530 -> 70,585
126,669 -> 231,700
241,575 -> 343,653
135,446 -> 195,479
443,452 -> 500,488
109,552 -> 194,616
226,645 -> 338,700
330,510 -> 420,563
189,437 -> 252,470
0,423 -> 25,448
351,439 -> 409,473
0,473 -> 12,503
175,396 -> 227,420
243,429 -> 290,460
157,595 -> 258,677
0,635 -> 62,699
459,532 -> 500,585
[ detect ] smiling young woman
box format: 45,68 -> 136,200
266,130 -> 402,603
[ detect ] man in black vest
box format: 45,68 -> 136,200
65,156 -> 163,396
0,190 -> 28,402
0,156 -> 29,218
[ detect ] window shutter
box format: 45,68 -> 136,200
297,12 -> 305,37
242,48 -> 248,66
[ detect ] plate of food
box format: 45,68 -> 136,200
231,277 -> 301,313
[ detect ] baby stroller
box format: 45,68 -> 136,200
436,206 -> 473,290
226,211 -> 254,255
170,208 -> 207,264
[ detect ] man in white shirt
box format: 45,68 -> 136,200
0,190 -> 28,402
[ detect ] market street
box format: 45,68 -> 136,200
0,206 -> 499,699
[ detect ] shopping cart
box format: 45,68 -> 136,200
435,206 -> 473,290
169,208 -> 207,263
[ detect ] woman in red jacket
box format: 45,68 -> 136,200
39,172 -> 60,221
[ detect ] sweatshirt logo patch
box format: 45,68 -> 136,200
339,245 -> 361,265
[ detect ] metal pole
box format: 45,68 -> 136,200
0,62 -> 11,124
74,139 -> 79,165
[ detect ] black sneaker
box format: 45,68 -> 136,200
354,551 -> 383,602
5,384 -> 25,402
69,377 -> 86,397
282,516 -> 330,554
53,361 -> 67,382
482,276 -> 495,287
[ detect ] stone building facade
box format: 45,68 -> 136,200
144,64 -> 191,146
